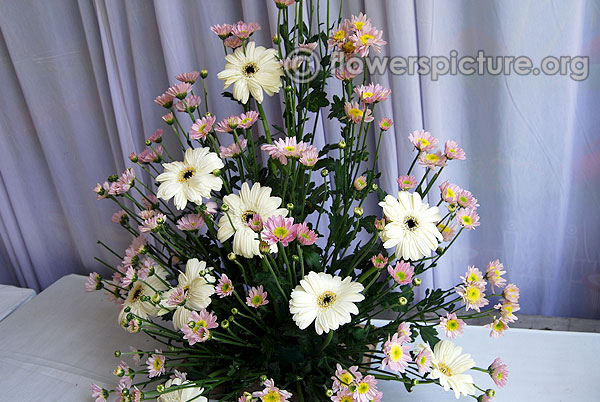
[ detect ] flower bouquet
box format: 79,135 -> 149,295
89,2 -> 518,401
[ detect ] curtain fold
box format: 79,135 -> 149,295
0,0 -> 598,318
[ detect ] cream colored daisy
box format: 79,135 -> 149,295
217,41 -> 283,104
379,191 -> 443,261
217,182 -> 287,258
158,378 -> 207,402
156,147 -> 224,210
430,340 -> 476,399
160,258 -> 216,330
118,267 -> 169,327
289,271 -> 365,335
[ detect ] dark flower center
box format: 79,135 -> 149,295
183,171 -> 194,180
406,219 -> 416,229
243,63 -> 258,77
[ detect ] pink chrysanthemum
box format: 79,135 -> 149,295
85,272 -> 101,292
332,364 -> 362,392
154,92 -> 174,108
408,130 -> 438,151
211,24 -> 233,39
379,118 -> 393,131
456,283 -> 489,312
261,137 -> 307,165
344,101 -> 374,123
216,273 -> 234,298
138,145 -> 163,163
439,180 -> 461,204
488,357 -> 509,388
166,83 -> 192,100
461,265 -> 487,288
121,267 -> 138,287
352,375 -> 379,402
215,115 -> 240,133
174,95 -> 201,113
354,83 -> 391,103
130,387 -> 142,402
175,71 -> 201,84
274,0 -> 296,8
295,222 -> 318,246
232,21 -> 261,39
238,110 -> 259,129
457,189 -> 479,209
111,210 -> 127,224
252,378 -> 293,402
298,42 -> 317,51
418,150 -> 447,169
141,194 -> 159,210
444,140 -> 466,160
262,215 -> 297,246
381,333 -> 410,373
486,259 -> 507,292
456,208 -> 480,230
162,112 -> 174,124
190,115 -> 216,140
246,213 -> 263,232
397,321 -> 411,341
350,13 -> 372,31
397,175 -> 417,190
146,350 -> 166,378
354,176 -> 367,191
246,285 -> 269,308
219,139 -> 247,159
350,25 -> 387,57
486,316 -> 509,338
139,213 -> 166,233
437,222 -> 458,242
108,168 -> 136,196
128,152 -> 138,162
415,347 -> 433,375
387,260 -> 414,286
370,253 -> 388,269
299,147 -> 319,167
335,65 -> 359,81
176,213 -> 205,231
224,35 -> 243,49
495,300 -> 520,323
439,312 -> 466,339
90,384 -> 109,402
503,283 -> 520,304
148,128 -> 163,143
181,309 -> 219,345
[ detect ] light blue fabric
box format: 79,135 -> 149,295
0,0 -> 598,318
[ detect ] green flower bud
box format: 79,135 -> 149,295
140,295 -> 150,302
486,389 -> 496,397
411,379 -> 419,386
221,319 -> 229,329
272,34 -> 281,44
108,174 -> 119,182
259,374 -> 268,383
286,203 -> 294,210
156,384 -> 165,393
114,350 -> 121,357
145,139 -> 152,146
321,169 -> 329,177
200,69 -> 208,79
126,313 -> 135,321
231,307 -> 239,315
448,203 -> 457,213
371,183 -> 379,191
228,315 -> 234,322
412,277 -> 422,286
227,252 -> 236,261
113,366 -> 125,377
326,389 -> 334,397
436,246 -> 445,255
213,168 -> 222,177
259,240 -> 271,255
151,292 -> 161,303
124,306 -> 131,313
354,207 -> 364,217
338,140 -> 346,149
398,296 -> 408,305
221,203 -> 229,212
292,254 -> 300,262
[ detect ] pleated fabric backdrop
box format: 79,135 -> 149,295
0,0 -> 599,318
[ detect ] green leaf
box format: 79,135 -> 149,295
307,90 -> 329,112
419,325 -> 440,347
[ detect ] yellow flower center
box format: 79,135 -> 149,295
446,188 -> 456,199
129,284 -> 144,303
221,283 -> 231,292
446,319 -> 459,330
462,216 -> 473,225
240,118 -> 251,125
340,397 -> 353,402
467,273 -> 479,282
497,372 -> 503,380
505,305 -> 513,315
241,210 -> 257,224
425,153 -> 439,162
342,41 -> 356,54
362,91 -> 374,99
264,391 -> 281,402
178,167 -> 197,183
360,34 -> 375,45
251,295 -> 263,306
419,138 -> 430,146
152,358 -> 162,371
493,321 -> 505,331
353,21 -> 365,29
466,285 -> 481,302
334,30 -> 346,40
340,372 -> 353,387
317,291 -> 337,309
437,363 -> 452,376
199,123 -> 208,132
273,227 -> 290,239
390,344 -> 404,361
358,382 -> 370,394
396,271 -> 406,281
284,145 -> 296,152
449,147 -> 456,153
419,355 -> 427,365
349,108 -> 363,118
459,195 -> 468,204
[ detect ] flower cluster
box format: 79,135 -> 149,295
88,6 -> 517,402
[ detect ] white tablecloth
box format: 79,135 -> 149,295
0,284 -> 35,321
0,274 -> 598,401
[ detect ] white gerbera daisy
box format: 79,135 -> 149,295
217,182 -> 287,258
217,41 -> 283,104
379,191 -> 443,261
430,340 -> 476,399
289,272 -> 365,335
158,378 -> 207,402
160,259 -> 216,330
118,267 -> 169,326
156,147 -> 224,210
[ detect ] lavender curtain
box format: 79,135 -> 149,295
0,0 -> 598,318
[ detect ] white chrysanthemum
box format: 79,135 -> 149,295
217,41 -> 283,104
156,147 -> 224,210
379,191 -> 443,261
118,267 -> 169,326
289,272 -> 365,335
158,378 -> 207,402
217,182 -> 287,258
160,259 -> 216,330
430,340 -> 476,399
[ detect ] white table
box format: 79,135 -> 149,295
0,274 -> 598,401
0,284 -> 35,321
